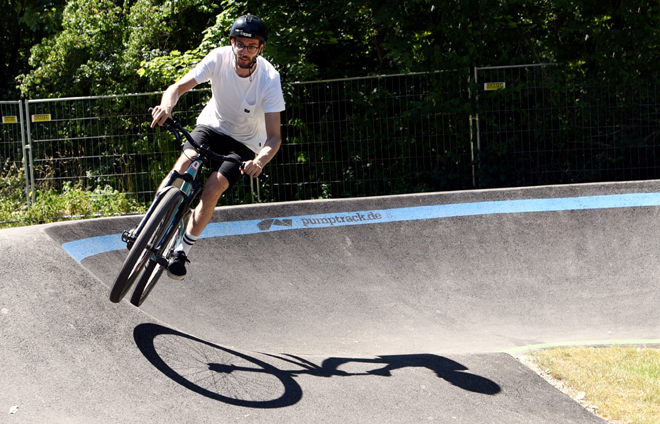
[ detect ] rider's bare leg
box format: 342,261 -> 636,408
157,149 -> 197,192
167,170 -> 230,280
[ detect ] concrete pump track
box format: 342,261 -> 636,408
3,180 -> 660,423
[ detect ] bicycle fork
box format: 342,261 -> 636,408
122,168 -> 201,250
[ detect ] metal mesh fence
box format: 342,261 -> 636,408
0,102 -> 24,164
4,66 -> 660,221
24,91 -> 259,206
274,71 -> 472,201
0,101 -> 29,206
24,92 -> 219,205
19,71 -> 472,211
475,64 -> 660,187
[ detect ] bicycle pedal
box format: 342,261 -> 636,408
156,256 -> 169,267
121,230 -> 136,250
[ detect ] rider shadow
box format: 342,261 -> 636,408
295,354 -> 501,394
134,323 -> 501,409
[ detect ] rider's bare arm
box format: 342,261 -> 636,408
150,71 -> 199,128
242,112 -> 282,178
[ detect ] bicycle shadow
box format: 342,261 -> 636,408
134,323 -> 501,409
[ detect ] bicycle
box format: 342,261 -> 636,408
109,111 -> 266,306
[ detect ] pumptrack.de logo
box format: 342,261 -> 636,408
257,212 -> 384,231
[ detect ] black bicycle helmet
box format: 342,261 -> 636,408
230,15 -> 268,44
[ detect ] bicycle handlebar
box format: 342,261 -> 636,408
148,108 -> 267,182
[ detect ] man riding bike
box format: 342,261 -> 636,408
150,15 -> 285,280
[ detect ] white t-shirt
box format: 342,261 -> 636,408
192,46 -> 286,153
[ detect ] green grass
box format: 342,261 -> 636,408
522,346 -> 660,423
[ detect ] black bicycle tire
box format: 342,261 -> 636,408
131,206 -> 188,307
129,259 -> 162,306
109,189 -> 181,303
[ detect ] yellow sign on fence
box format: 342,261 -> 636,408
2,116 -> 18,124
31,114 -> 52,122
484,82 -> 506,91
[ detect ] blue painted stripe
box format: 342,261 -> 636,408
61,193 -> 660,263
63,234 -> 127,263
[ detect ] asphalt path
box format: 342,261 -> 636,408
3,180 -> 660,423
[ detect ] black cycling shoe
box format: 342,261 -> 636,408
167,251 -> 190,280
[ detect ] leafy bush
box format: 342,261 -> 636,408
0,160 -> 29,225
0,172 -> 146,229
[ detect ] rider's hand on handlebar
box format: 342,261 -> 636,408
242,159 -> 264,178
150,105 -> 173,128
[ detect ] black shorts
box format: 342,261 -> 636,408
185,125 -> 255,188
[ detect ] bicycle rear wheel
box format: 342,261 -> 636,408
109,189 -> 182,303
130,259 -> 164,306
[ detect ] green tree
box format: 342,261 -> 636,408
547,0 -> 660,82
139,0 -> 430,86
1,0 -> 66,99
15,0 -> 660,98
139,0 -> 556,86
18,0 -> 220,98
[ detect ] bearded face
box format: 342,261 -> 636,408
231,37 -> 263,70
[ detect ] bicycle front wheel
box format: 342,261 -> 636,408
131,207 -> 189,307
109,189 -> 182,303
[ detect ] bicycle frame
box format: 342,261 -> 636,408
152,158 -> 205,262
124,155 -> 204,263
